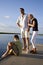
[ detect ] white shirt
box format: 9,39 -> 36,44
16,14 -> 28,32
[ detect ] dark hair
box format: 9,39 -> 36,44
14,35 -> 19,40
20,8 -> 24,11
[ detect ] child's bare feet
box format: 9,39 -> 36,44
1,54 -> 7,58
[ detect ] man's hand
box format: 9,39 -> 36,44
17,23 -> 22,28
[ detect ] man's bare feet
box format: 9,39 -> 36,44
22,48 -> 29,54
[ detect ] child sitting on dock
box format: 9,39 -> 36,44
2,35 -> 22,58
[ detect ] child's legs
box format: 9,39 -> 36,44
2,43 -> 12,58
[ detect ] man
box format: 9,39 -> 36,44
28,14 -> 38,53
16,8 -> 30,53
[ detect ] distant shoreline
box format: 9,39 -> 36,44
0,32 -> 43,36
0,32 -> 20,35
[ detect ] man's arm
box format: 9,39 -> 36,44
27,17 -> 31,31
16,17 -> 22,28
17,23 -> 22,28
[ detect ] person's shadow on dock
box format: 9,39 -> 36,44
20,50 -> 43,59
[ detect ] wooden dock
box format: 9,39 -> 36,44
0,44 -> 43,65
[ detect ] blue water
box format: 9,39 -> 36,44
0,34 -> 43,57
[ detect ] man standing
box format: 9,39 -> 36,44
16,8 -> 30,53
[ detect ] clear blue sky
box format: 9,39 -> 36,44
0,0 -> 43,34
